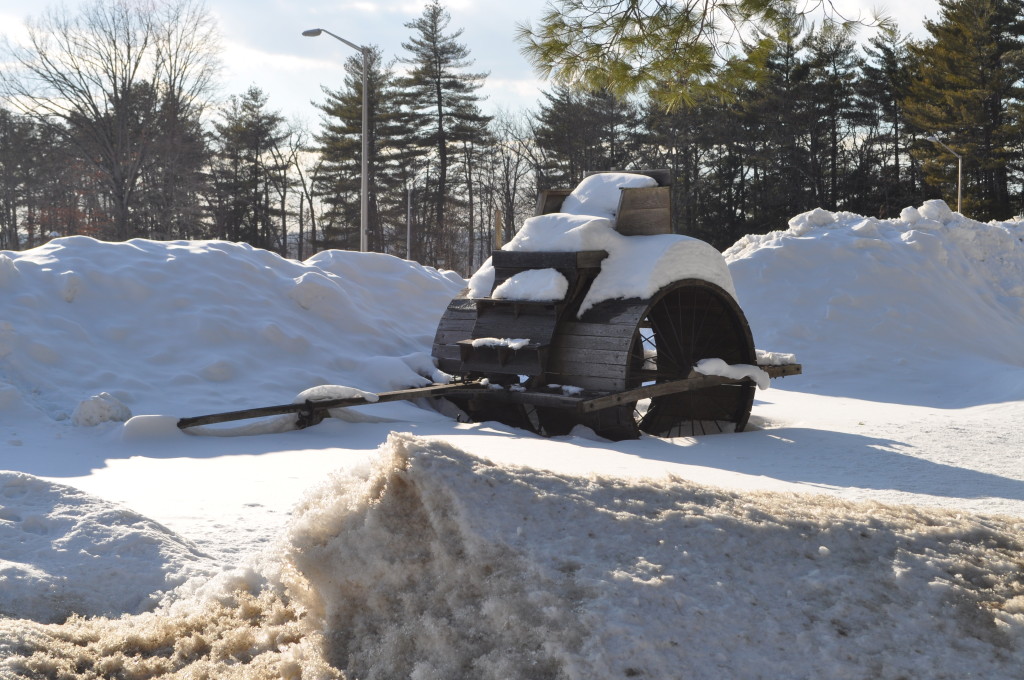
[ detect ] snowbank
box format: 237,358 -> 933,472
7,433 -> 1021,678
0,238 -> 463,422
0,471 -> 218,623
727,202 -> 1024,406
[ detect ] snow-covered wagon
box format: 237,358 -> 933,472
177,171 -> 800,438
428,170 -> 801,440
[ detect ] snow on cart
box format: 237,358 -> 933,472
178,171 -> 800,439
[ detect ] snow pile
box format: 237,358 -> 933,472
293,434 -> 1024,677
71,392 -> 133,426
694,357 -> 771,389
727,201 -> 1024,405
0,472 -> 218,623
491,267 -> 568,300
0,237 -> 463,422
559,171 -> 658,220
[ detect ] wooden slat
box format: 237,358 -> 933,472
551,333 -> 632,352
580,374 -> 747,412
547,359 -> 628,380
535,189 -> 571,215
557,320 -> 637,339
178,381 -> 486,429
762,363 -> 802,378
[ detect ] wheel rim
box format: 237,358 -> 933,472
628,280 -> 756,437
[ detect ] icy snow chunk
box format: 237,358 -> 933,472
559,172 -> 658,220
919,199 -> 954,222
694,358 -> 770,390
756,349 -> 798,366
900,206 -> 922,224
492,268 -> 568,301
471,337 -> 530,350
121,415 -> 187,441
72,392 -> 132,426
59,270 -> 81,302
294,384 -> 379,404
788,207 -> 836,236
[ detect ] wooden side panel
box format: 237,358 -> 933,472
536,189 -> 571,215
431,292 -> 477,374
616,186 -> 671,236
545,297 -> 647,393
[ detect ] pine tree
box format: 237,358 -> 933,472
851,26 -> 921,216
208,87 -> 289,251
314,46 -> 414,253
533,85 -> 642,187
398,0 -> 490,271
905,0 -> 1024,219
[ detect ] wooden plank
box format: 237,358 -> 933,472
547,358 -> 628,380
490,250 -> 608,270
558,320 -> 638,339
762,363 -> 802,378
548,346 -> 628,367
551,333 -> 632,352
178,381 -> 486,429
536,189 -> 571,215
616,208 -> 672,237
580,374 -> 749,412
619,186 -> 670,211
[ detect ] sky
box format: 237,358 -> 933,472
0,0 -> 942,130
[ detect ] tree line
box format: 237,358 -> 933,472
1,0 -> 1022,275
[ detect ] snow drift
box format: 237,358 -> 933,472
4,433 -> 1022,679
0,237 -> 463,423
0,472 -> 218,623
727,201 -> 1024,406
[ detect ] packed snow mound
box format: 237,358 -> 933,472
727,201 -> 1024,406
0,237 -> 464,422
283,433 -> 1024,679
0,472 -> 218,623
559,171 -> 658,220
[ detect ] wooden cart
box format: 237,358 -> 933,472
178,171 -> 800,439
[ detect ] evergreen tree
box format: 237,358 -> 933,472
803,22 -> 861,210
905,0 -> 1024,219
533,85 -> 643,188
208,86 -> 289,252
398,0 -> 490,271
850,26 -> 921,216
314,46 -> 413,253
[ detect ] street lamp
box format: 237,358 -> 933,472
925,134 -> 963,214
303,28 -> 370,252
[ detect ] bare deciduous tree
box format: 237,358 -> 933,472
1,0 -> 220,240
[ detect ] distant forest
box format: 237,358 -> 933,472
1,0 -> 1022,275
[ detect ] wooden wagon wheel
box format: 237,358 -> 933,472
542,278 -> 757,440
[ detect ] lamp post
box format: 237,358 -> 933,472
303,28 -> 370,252
925,134 -> 962,214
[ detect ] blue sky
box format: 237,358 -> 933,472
1,0 -> 942,131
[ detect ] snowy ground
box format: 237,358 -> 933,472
1,199 -> 1023,678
